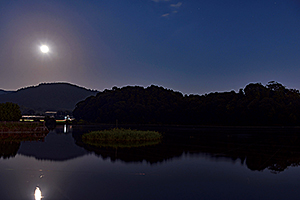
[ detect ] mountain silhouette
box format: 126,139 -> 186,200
0,89 -> 14,95
0,82 -> 98,113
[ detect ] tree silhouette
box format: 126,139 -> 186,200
0,102 -> 22,121
73,82 -> 300,126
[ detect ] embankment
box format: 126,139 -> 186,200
0,121 -> 49,134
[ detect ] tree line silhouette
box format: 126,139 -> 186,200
0,102 -> 22,121
73,81 -> 300,126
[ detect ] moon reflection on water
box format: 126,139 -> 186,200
34,187 -> 42,200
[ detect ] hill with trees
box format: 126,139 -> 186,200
73,81 -> 300,126
0,83 -> 98,114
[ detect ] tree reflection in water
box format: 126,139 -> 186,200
0,132 -> 48,159
1,126 -> 300,174
73,126 -> 300,173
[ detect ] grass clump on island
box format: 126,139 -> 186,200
82,128 -> 162,148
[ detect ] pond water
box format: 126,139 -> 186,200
1,125 -> 300,200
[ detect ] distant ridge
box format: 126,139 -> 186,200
0,89 -> 14,95
0,82 -> 98,113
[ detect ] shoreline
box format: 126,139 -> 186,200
71,124 -> 300,138
0,121 -> 49,134
72,123 -> 300,130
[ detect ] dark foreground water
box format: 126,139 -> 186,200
1,125 -> 300,200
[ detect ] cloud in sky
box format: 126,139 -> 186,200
170,2 -> 182,8
153,1 -> 182,17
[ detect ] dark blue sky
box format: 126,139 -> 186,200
0,0 -> 299,94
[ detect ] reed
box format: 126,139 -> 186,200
82,128 -> 162,148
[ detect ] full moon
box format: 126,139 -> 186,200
40,45 -> 49,53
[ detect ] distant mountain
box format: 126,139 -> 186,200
0,89 -> 14,95
0,83 -> 98,113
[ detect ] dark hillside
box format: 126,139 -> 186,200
74,85 -> 184,124
73,81 -> 300,126
0,83 -> 98,113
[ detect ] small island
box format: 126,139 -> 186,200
82,128 -> 162,148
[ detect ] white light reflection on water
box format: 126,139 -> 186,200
64,124 -> 67,133
34,187 -> 42,200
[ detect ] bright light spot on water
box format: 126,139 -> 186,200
64,124 -> 67,133
34,187 -> 42,200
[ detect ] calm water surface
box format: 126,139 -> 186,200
1,125 -> 300,200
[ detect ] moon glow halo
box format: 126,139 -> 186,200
40,45 -> 49,53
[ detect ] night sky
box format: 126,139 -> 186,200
0,0 -> 299,94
